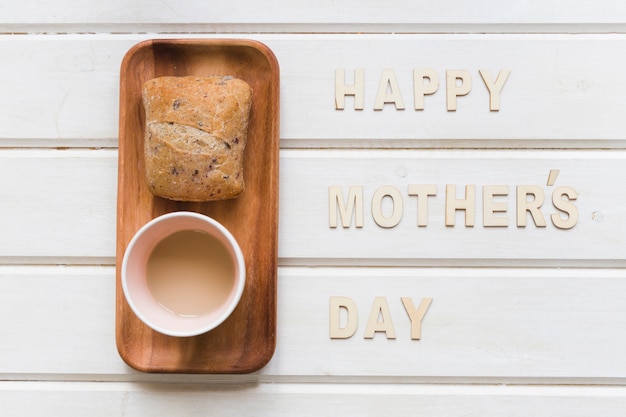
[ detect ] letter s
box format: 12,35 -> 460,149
551,186 -> 579,229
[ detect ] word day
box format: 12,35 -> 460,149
330,296 -> 433,340
335,68 -> 510,111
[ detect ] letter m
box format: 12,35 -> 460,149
329,186 -> 364,228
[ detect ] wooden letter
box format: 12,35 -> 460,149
374,69 -> 405,110
547,169 -> 560,186
479,69 -> 510,111
408,184 -> 437,226
516,185 -> 547,227
330,297 -> 358,339
401,297 -> 433,340
413,69 -> 439,110
329,186 -> 364,228
551,186 -> 579,229
483,185 -> 509,227
335,68 -> 365,110
364,297 -> 396,339
445,184 -> 476,227
446,70 -> 472,111
372,185 -> 403,228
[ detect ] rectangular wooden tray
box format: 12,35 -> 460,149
116,39 -> 279,373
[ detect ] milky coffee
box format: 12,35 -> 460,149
146,229 -> 235,317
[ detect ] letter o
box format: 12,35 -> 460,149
372,185 -> 403,228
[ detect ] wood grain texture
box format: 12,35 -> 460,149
0,149 -> 116,263
3,0 -> 626,33
2,382 -> 626,417
2,266 -> 626,381
116,39 -> 280,373
279,149 -> 626,266
2,149 -> 626,266
2,2 -> 626,411
2,34 -> 626,148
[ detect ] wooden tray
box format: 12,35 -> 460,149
116,39 -> 279,373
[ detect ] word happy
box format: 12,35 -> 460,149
335,68 -> 510,111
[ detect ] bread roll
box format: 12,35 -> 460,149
142,75 -> 253,201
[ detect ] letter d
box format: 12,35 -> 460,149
329,296 -> 358,339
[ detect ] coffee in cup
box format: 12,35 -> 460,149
121,211 -> 245,337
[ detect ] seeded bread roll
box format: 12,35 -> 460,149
142,75 -> 253,201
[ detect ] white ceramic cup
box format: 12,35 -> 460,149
121,211 -> 245,337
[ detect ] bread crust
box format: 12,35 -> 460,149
142,75 -> 253,201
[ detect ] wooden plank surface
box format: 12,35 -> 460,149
280,149 -> 626,266
1,266 -> 625,381
2,381 -> 626,416
1,149 -> 625,266
0,149 -> 116,263
2,3 -> 626,413
3,0 -> 626,33
2,34 -> 626,147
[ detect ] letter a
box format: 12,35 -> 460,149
374,69 -> 405,110
364,297 -> 396,339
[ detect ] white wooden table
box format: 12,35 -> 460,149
2,1 -> 626,415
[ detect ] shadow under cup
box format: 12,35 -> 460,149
122,211 -> 246,337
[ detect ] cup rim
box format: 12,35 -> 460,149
121,211 -> 246,337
